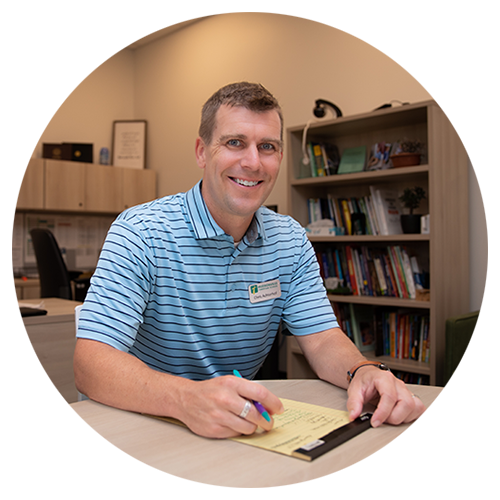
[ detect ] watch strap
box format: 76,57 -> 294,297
347,361 -> 389,383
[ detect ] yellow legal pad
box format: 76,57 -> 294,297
231,398 -> 350,457
148,398 -> 351,459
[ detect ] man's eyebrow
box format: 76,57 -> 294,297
218,134 -> 247,142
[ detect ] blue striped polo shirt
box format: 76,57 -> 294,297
77,181 -> 338,380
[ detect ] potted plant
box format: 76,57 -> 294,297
399,186 -> 426,233
390,139 -> 424,168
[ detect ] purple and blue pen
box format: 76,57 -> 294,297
232,369 -> 271,422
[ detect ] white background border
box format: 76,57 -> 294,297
1,2 -> 497,499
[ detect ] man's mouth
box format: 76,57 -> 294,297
232,178 -> 261,187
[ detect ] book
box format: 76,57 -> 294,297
366,142 -> 393,171
313,143 -> 327,176
337,146 -> 366,174
374,311 -> 429,362
305,142 -> 341,177
312,194 -> 380,236
349,303 -> 376,352
369,186 -> 403,235
317,244 -> 427,300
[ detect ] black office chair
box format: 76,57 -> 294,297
30,228 -> 90,301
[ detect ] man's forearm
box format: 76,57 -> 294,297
74,338 -> 192,418
73,338 -> 285,438
295,328 -> 367,389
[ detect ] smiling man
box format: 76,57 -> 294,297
196,99 -> 283,243
74,82 -> 424,439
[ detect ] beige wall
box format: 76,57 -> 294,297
132,13 -> 432,210
30,13 -> 486,311
32,48 -> 136,161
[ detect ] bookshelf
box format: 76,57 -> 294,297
286,101 -> 469,386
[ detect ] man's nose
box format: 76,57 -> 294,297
241,145 -> 261,168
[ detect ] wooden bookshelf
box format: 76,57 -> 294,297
285,101 -> 469,386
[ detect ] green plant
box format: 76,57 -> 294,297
399,186 -> 426,214
396,139 -> 424,154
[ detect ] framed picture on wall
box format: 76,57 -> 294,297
112,120 -> 147,169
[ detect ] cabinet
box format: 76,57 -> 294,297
16,159 -> 157,213
45,160 -> 86,211
286,101 -> 469,386
122,168 -> 157,210
16,158 -> 45,210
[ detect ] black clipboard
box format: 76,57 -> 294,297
292,413 -> 372,461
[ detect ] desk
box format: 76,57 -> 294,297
71,379 -> 442,487
14,277 -> 40,299
21,298 -> 82,404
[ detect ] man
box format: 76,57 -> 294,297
74,82 -> 425,439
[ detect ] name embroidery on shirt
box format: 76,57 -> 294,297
248,279 -> 281,304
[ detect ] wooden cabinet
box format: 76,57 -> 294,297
16,158 -> 45,210
122,168 -> 157,209
286,101 -> 470,386
16,159 -> 156,214
85,164 -> 123,213
45,160 -> 86,211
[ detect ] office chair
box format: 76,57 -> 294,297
30,228 -> 90,301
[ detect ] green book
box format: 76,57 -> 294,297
337,146 -> 366,174
349,303 -> 376,352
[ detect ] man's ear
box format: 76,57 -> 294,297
195,137 -> 207,170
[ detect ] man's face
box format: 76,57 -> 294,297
195,105 -> 283,232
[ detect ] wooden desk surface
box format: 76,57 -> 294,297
20,297 -> 82,325
21,298 -> 83,403
71,379 -> 442,487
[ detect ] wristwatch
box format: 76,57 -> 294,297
347,361 -> 390,383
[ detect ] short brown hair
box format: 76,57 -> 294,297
198,82 -> 283,144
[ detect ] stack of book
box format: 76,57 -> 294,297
307,186 -> 404,236
332,302 -> 376,353
374,310 -> 430,363
332,303 -> 430,364
316,245 -> 424,299
305,142 -> 340,177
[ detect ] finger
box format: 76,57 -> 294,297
373,388 -> 426,427
346,387 -> 366,421
235,379 -> 284,417
203,417 -> 258,439
226,411 -> 260,436
389,393 -> 426,425
370,391 -> 398,427
233,397 -> 275,432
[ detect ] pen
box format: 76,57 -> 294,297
232,369 -> 271,422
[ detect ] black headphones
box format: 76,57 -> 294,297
313,99 -> 343,119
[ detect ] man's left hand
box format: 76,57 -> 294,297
346,366 -> 426,427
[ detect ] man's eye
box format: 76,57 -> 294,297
227,139 -> 241,147
260,143 -> 276,152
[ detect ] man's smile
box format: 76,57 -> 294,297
231,177 -> 262,187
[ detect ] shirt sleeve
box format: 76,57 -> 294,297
76,215 -> 156,352
281,229 -> 339,336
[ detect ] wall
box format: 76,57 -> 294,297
133,13 -> 433,209
32,48 -> 136,162
29,13 -> 487,311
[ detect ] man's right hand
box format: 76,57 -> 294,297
174,375 -> 285,438
74,338 -> 284,439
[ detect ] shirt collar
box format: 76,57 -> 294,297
185,181 -> 266,243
